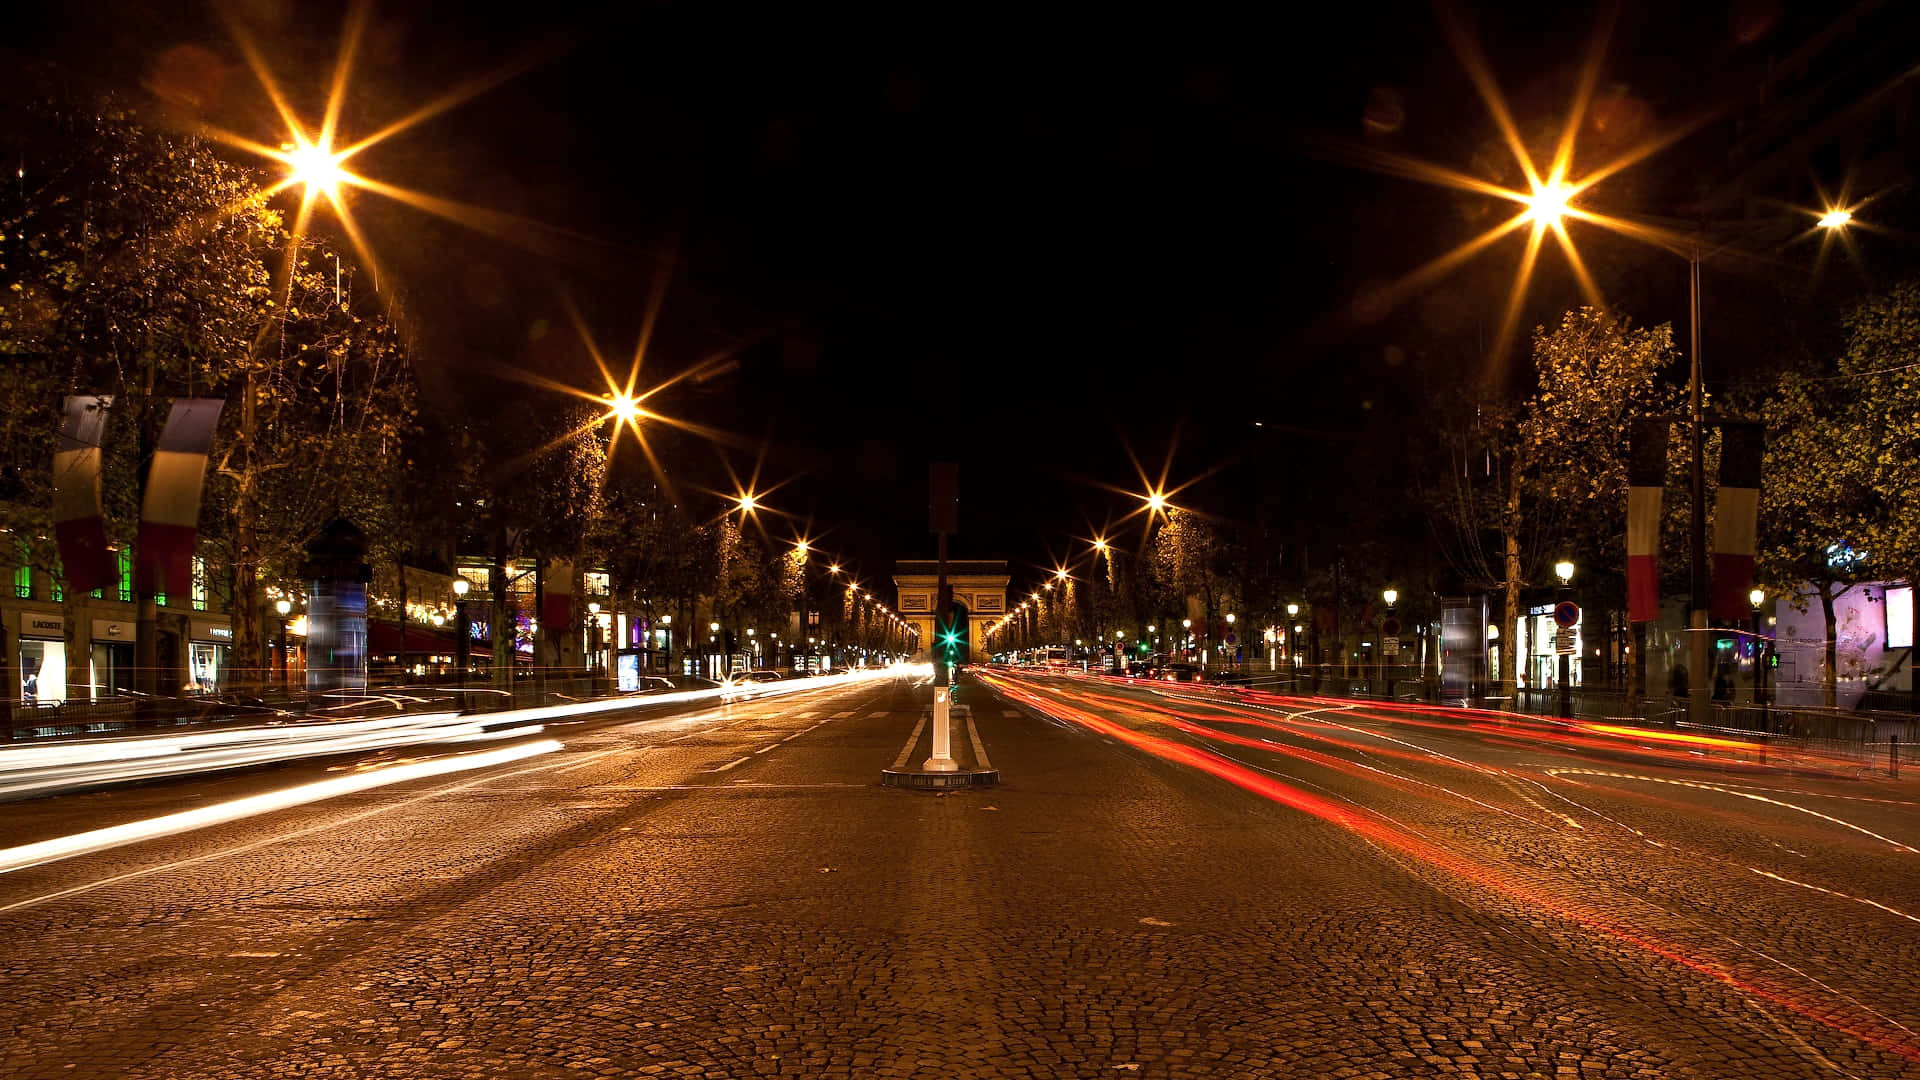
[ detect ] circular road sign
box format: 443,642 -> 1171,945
1553,600 -> 1580,628
1380,617 -> 1402,637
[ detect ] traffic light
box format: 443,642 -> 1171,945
938,604 -> 970,668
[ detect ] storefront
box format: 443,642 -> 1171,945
17,611 -> 68,704
188,617 -> 233,695
1517,604 -> 1583,690
91,618 -> 136,698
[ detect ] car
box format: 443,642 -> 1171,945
1161,663 -> 1201,683
738,670 -> 783,684
634,676 -> 679,694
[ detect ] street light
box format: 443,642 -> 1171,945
275,598 -> 293,691
1381,589 -> 1397,607
586,601 -> 603,685
452,577 -> 471,685
1521,179 -> 1572,226
1286,603 -> 1301,670
1553,561 -> 1575,718
1750,587 -> 1770,719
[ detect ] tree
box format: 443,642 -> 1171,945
1417,307 -> 1680,701
1759,281 -> 1920,707
1,97 -> 426,696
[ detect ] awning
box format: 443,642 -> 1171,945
367,622 -> 462,655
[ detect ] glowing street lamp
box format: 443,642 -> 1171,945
1818,207 -> 1853,229
285,141 -> 347,198
1554,561 -> 1575,586
1522,179 -> 1572,226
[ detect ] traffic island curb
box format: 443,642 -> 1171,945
880,702 -> 999,789
880,766 -> 999,789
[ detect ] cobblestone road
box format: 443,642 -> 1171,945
1,668 -> 1917,1078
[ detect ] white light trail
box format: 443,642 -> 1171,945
0,739 -> 562,876
0,664 -> 910,800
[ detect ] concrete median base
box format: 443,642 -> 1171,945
880,702 -> 999,789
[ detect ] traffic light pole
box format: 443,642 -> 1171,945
922,527 -> 960,772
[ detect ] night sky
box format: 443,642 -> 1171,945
7,0 -> 1859,591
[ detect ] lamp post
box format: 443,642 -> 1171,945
598,610 -> 613,691
1750,587 -> 1768,728
1674,215 -> 1853,727
1181,618 -> 1193,663
275,598 -> 292,693
452,578 -> 470,686
1554,560 -> 1575,719
1286,603 -> 1300,676
1381,589 -> 1398,700
793,540 -> 809,676
586,601 -> 602,691
709,620 -> 721,679
1225,612 -> 1237,672
1510,186 -> 1856,725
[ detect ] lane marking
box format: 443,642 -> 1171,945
967,714 -> 993,771
712,756 -> 751,773
892,714 -> 929,771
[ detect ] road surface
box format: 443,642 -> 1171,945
0,667 -> 1916,1078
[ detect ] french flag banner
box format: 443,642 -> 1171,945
53,395 -> 116,595
135,398 -> 224,596
541,557 -> 574,635
1710,421 -> 1764,620
1626,419 -> 1668,623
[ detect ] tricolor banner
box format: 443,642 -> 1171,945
1626,419 -> 1668,623
1710,421 -> 1764,619
541,557 -> 574,635
53,395 -> 115,595
135,398 -> 224,596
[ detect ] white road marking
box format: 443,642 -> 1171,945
892,714 -> 929,770
712,756 -> 752,773
967,714 -> 993,771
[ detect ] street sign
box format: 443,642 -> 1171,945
1380,616 -> 1402,637
1552,601 -> 1580,628
1554,627 -> 1576,655
1383,636 -> 1401,657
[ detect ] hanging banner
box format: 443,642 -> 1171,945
1710,421 -> 1764,619
53,395 -> 115,595
136,398 -> 225,596
1626,419 -> 1668,623
541,557 -> 574,633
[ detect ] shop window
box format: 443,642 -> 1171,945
114,548 -> 133,602
13,565 -> 29,600
583,571 -> 611,597
192,556 -> 209,611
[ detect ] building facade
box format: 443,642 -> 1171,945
893,559 -> 1008,663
